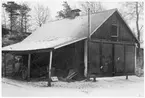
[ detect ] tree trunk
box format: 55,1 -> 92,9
10,12 -> 12,35
135,2 -> 141,56
24,15 -> 27,33
21,16 -> 23,33
135,2 -> 140,45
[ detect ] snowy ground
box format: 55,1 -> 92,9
2,76 -> 144,97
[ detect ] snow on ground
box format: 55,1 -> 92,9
2,76 -> 144,97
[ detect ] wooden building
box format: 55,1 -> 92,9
2,9 -> 139,86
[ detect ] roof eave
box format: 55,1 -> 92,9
2,48 -> 54,54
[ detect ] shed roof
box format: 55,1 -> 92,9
2,9 -> 137,52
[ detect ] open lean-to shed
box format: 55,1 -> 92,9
2,9 -> 139,86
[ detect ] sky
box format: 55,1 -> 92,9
2,0 -> 123,31
2,0 -> 123,30
1,0 -> 144,44
2,0 -> 122,18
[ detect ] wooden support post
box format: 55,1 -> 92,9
27,54 -> 31,81
124,45 -> 128,79
134,44 -> 137,74
112,44 -> 115,76
48,50 -> 53,87
86,8 -> 91,80
12,55 -> 15,75
84,40 -> 88,77
84,8 -> 91,79
3,53 -> 6,77
100,42 -> 102,75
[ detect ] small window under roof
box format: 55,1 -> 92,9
111,24 -> 118,37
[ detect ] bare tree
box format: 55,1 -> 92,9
78,1 -> 105,15
34,4 -> 51,27
120,2 -> 144,44
2,7 -> 7,28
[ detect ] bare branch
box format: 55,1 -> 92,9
120,2 -> 144,44
78,1 -> 105,15
139,25 -> 143,31
33,4 -> 51,27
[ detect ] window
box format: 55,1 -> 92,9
111,24 -> 118,37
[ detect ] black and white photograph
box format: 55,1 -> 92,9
1,0 -> 144,97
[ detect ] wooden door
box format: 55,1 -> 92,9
101,43 -> 113,76
89,42 -> 101,75
114,44 -> 125,75
125,45 -> 135,74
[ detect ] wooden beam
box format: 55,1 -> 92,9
27,54 -> 31,81
84,40 -> 88,77
124,45 -> 128,79
100,42 -> 102,75
112,44 -> 115,76
134,44 -> 137,74
84,8 -> 91,78
48,50 -> 53,87
91,39 -> 136,45
86,8 -> 91,80
3,53 -> 6,77
87,7 -> 91,45
12,55 -> 15,75
2,48 -> 54,54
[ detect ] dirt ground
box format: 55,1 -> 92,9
2,75 -> 144,97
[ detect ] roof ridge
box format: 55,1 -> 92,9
92,8 -> 117,14
44,8 -> 117,24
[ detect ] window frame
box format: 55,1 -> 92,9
111,24 -> 119,37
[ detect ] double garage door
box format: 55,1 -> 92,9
89,42 -> 135,76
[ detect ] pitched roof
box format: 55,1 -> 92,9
115,10 -> 139,45
2,9 -> 132,52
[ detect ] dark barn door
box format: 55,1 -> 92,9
101,43 -> 113,76
89,42 -> 101,75
114,44 -> 125,75
89,42 -> 114,76
125,45 -> 135,74
89,41 -> 135,76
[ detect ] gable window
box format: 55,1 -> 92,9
111,24 -> 118,37
111,24 -> 119,41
